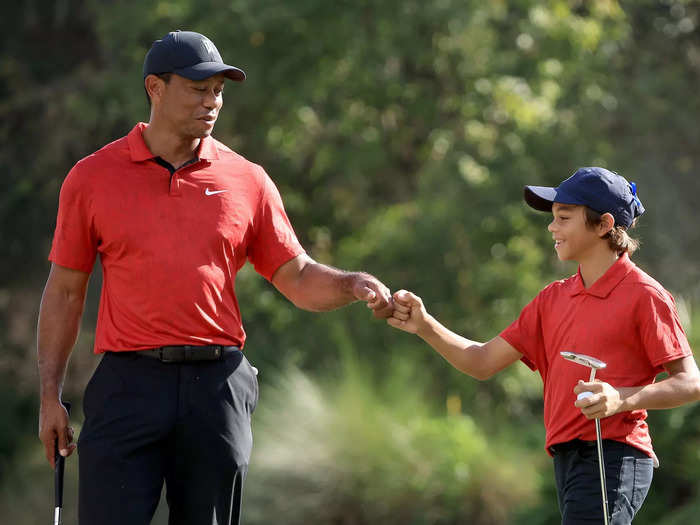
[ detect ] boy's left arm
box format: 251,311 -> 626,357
574,355 -> 700,419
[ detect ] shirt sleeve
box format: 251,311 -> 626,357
247,167 -> 306,281
637,287 -> 693,368
48,164 -> 98,273
500,292 -> 546,372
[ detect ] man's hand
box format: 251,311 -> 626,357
272,254 -> 393,317
573,380 -> 624,419
386,290 -> 429,334
352,275 -> 393,319
39,399 -> 75,468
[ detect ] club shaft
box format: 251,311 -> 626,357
54,451 -> 65,507
595,418 -> 609,524
588,368 -> 609,523
54,401 -> 71,522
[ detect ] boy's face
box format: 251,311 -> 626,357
548,203 -> 604,261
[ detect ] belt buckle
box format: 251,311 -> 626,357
199,346 -> 222,361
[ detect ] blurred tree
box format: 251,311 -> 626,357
1,0 -> 699,523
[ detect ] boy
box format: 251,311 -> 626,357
388,167 -> 700,524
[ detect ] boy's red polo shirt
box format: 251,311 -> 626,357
500,253 -> 692,460
49,123 -> 305,352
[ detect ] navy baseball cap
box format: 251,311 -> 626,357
524,167 -> 645,228
143,30 -> 245,81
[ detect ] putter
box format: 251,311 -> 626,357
54,401 -> 71,525
560,352 -> 609,525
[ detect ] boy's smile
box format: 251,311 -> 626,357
548,203 -> 602,261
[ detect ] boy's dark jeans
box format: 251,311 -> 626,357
552,439 -> 654,525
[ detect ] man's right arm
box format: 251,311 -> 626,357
37,263 -> 90,467
388,290 -> 523,380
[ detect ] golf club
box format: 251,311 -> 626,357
54,401 -> 71,525
561,351 -> 609,525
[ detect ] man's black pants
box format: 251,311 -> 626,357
77,350 -> 258,525
552,439 -> 654,524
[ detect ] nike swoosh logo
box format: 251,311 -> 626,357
205,188 -> 228,196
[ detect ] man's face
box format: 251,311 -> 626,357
153,73 -> 226,139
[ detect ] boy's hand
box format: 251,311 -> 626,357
387,290 -> 428,334
573,380 -> 623,419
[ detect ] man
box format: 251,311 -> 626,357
38,30 -> 393,525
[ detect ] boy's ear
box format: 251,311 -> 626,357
598,212 -> 615,237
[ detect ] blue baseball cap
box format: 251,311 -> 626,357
143,30 -> 245,81
524,167 -> 645,228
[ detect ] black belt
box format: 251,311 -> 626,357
130,345 -> 241,363
549,439 -> 599,456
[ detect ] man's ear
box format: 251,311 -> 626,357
599,212 -> 615,237
145,74 -> 166,105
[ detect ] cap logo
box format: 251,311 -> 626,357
630,182 -> 642,208
201,38 -> 216,58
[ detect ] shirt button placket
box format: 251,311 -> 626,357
572,293 -> 586,352
169,174 -> 182,196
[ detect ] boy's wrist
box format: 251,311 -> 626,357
416,314 -> 436,339
616,387 -> 636,413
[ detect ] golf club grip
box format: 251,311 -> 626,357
54,401 -> 71,509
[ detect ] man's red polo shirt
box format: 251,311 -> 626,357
500,253 -> 692,460
49,123 -> 305,352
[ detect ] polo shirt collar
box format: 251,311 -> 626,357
127,122 -> 220,162
570,252 -> 635,298
197,133 -> 219,160
127,123 -> 154,161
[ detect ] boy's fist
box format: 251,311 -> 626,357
387,289 -> 427,334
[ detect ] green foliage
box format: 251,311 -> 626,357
0,433 -> 80,525
244,355 -> 542,524
0,375 -> 36,470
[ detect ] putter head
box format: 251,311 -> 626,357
561,351 -> 607,370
